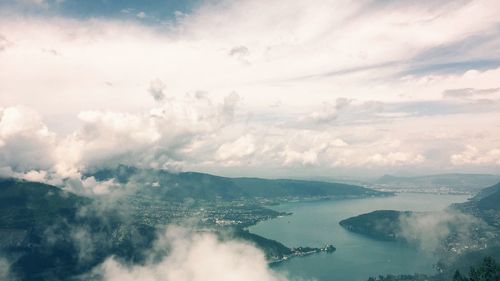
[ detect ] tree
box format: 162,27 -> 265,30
467,257 -> 500,281
481,256 -> 496,281
469,267 -> 480,281
452,270 -> 465,281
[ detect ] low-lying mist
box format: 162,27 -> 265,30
91,226 -> 290,281
398,210 -> 491,254
0,256 -> 16,281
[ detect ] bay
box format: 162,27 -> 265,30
249,193 -> 470,281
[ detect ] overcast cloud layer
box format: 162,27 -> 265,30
1,0 -> 500,183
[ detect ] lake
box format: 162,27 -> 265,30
249,193 -> 470,281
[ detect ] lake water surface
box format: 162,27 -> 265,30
249,193 -> 469,281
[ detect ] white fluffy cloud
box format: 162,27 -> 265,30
2,0 -> 500,117
149,79 -> 167,102
1,100 -> 498,186
301,102 -> 338,125
57,92 -> 241,175
367,152 -> 425,167
215,135 -> 256,165
399,210 -> 487,253
97,227 -> 288,281
451,145 -> 500,166
0,0 -> 500,180
0,106 -> 56,173
0,90 -> 246,185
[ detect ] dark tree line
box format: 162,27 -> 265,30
452,257 -> 500,281
367,257 -> 500,281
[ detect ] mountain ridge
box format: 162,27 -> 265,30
86,165 -> 388,201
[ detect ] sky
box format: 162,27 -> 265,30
0,0 -> 500,184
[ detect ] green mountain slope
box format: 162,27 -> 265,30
0,178 -> 157,280
471,182 -> 500,211
339,210 -> 411,241
88,165 -> 387,201
0,178 -> 88,235
454,181 -> 500,228
0,177 -> 335,280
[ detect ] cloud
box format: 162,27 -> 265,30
95,227 -> 288,281
21,169 -> 49,182
398,210 -> 486,254
70,226 -> 98,264
136,11 -> 146,19
0,90 -> 243,189
228,46 -> 250,64
451,145 -> 500,166
1,99 -> 499,184
3,0 -> 500,117
1,1 -> 500,178
443,87 -> 500,99
65,176 -> 118,195
0,34 -> 12,51
41,48 -> 60,56
215,134 -> 256,165
282,145 -> 319,167
54,110 -> 160,177
0,106 -> 56,173
17,0 -> 45,6
301,102 -> 338,125
57,91 -> 240,175
367,152 -> 425,167
220,92 -> 240,122
149,79 -> 167,102
299,98 -> 356,126
0,257 -> 17,281
228,46 -> 249,57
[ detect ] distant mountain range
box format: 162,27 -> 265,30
373,173 -> 500,194
87,165 -> 387,201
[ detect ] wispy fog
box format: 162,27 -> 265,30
398,210 -> 488,253
0,256 -> 17,281
91,227 -> 289,281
